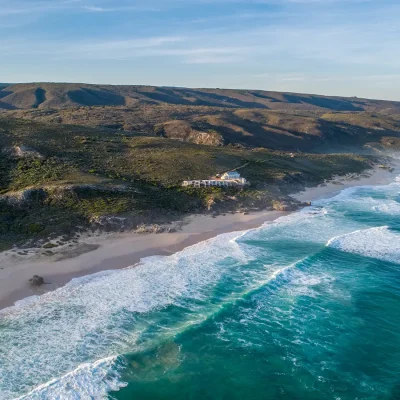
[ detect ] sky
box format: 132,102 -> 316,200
1,0 -> 400,100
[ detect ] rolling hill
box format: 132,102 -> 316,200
1,83 -> 400,114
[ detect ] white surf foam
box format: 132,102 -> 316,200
327,226 -> 400,264
372,200 -> 400,214
314,172 -> 400,206
0,231 -> 251,399
261,205 -> 329,228
241,205 -> 348,247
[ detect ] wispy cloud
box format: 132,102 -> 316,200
0,0 -> 160,18
83,5 -> 116,12
59,39 -> 255,64
0,0 -> 81,16
82,4 -> 160,12
278,75 -> 306,82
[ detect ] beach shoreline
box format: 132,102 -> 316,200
1,162 -> 399,311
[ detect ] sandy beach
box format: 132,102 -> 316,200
0,162 -> 398,311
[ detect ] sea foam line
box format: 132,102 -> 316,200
15,356 -> 125,400
315,171 -> 400,206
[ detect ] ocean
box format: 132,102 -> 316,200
1,176 -> 400,400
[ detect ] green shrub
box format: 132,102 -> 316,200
43,242 -> 58,249
26,223 -> 44,234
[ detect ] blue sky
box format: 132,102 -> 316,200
1,0 -> 400,100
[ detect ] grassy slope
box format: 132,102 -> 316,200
0,117 -> 373,247
0,117 -> 371,188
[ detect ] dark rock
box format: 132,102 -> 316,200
273,201 -> 300,211
152,225 -> 165,234
29,275 -> 45,286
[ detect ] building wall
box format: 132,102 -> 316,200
182,179 -> 246,188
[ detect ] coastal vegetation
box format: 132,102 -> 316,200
0,83 -> 399,248
4,105 -> 400,151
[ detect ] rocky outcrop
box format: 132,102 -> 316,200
156,120 -> 224,146
272,199 -> 304,212
135,223 -> 165,234
89,215 -> 130,232
0,188 -> 47,205
11,146 -> 43,159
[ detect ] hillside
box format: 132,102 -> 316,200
4,105 -> 400,152
1,83 -> 400,114
0,117 -> 376,248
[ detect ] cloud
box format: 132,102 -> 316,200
0,0 -> 81,16
73,37 -> 189,61
0,0 -> 160,18
58,39 -> 254,64
278,75 -> 306,82
82,4 -> 160,12
82,5 -> 111,12
185,55 -> 242,64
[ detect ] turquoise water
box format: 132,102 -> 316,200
1,177 -> 400,399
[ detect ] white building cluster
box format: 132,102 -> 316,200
182,171 -> 248,188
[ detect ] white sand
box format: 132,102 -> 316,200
0,163 -> 398,310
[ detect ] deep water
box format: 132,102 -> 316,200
1,177 -> 400,399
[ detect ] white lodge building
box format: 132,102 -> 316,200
182,171 -> 248,188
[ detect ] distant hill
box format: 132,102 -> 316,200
1,83 -> 400,114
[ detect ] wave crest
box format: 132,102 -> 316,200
327,226 -> 400,264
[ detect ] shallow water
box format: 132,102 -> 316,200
1,178 -> 400,399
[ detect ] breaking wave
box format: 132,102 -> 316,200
327,226 -> 400,264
